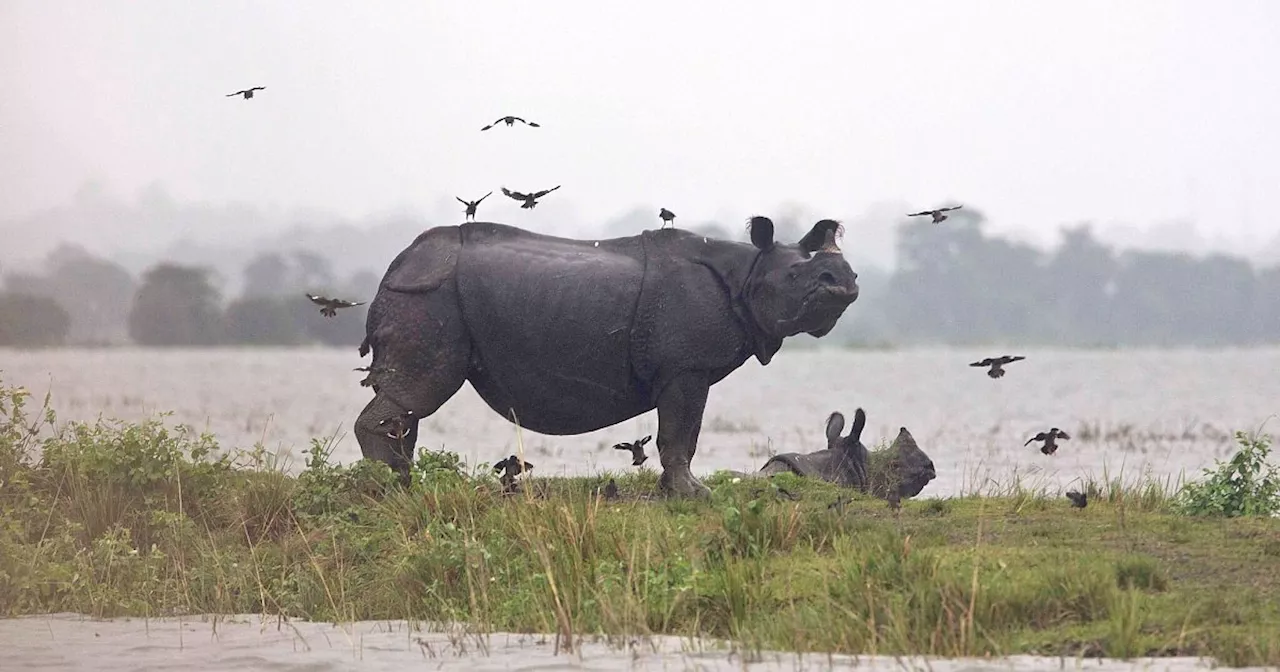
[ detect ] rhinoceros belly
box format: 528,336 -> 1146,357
455,228 -> 652,434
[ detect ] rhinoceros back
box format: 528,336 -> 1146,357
452,223 -> 651,432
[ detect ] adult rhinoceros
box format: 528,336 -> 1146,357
354,216 -> 860,497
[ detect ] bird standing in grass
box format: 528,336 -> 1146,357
227,87 -> 266,100
306,293 -> 366,317
970,355 -> 1026,379
1026,428 -> 1071,455
1066,490 -> 1088,508
907,205 -> 964,224
493,455 -> 534,492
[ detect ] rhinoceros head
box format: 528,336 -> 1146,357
869,427 -> 937,499
744,216 -> 860,340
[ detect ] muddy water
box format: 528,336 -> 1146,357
2,347 -> 1279,496
1,613 -> 1271,671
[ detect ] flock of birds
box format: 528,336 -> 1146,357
226,89 -> 1082,506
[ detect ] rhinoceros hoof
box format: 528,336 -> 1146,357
659,469 -> 712,499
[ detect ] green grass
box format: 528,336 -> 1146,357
1,380 -> 1279,666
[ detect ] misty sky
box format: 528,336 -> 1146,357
2,0 -> 1278,250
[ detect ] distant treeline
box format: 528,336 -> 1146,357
2,210 -> 1278,348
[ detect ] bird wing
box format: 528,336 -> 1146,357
226,91 -> 246,97
511,117 -> 527,124
305,293 -> 330,306
526,121 -> 541,127
941,205 -> 963,212
638,435 -> 652,446
612,442 -> 632,450
491,117 -> 509,126
480,124 -> 494,131
1003,356 -> 1025,364
477,191 -> 493,202
1056,430 -> 1071,440
456,196 -> 469,205
970,359 -> 992,367
337,299 -> 367,308
501,187 -> 528,200
906,211 -> 931,217
533,185 -> 562,198
251,87 -> 265,92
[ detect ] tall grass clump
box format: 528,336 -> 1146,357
1,376 -> 1278,666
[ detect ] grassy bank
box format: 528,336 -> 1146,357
2,381 -> 1279,666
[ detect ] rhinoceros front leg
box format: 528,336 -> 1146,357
655,372 -> 713,498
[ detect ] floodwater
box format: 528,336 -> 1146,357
2,613 -> 1274,672
2,346 -> 1279,496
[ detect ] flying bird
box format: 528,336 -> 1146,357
481,116 -> 540,131
659,208 -> 676,228
970,355 -> 1026,379
456,192 -> 493,221
613,435 -> 652,466
1025,428 -> 1071,455
353,365 -> 396,388
907,205 -> 964,224
306,293 -> 366,317
226,87 -> 266,100
1066,490 -> 1088,508
502,185 -> 561,209
493,455 -> 534,491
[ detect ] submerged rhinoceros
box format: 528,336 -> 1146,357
354,217 -> 860,496
759,409 -> 937,501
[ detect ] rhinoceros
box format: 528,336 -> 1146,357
758,409 -> 937,501
354,216 -> 860,496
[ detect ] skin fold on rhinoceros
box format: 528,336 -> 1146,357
756,410 -> 937,501
353,216 -> 861,497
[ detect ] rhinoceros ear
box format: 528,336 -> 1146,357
850,408 -> 866,443
824,412 -> 845,444
798,219 -> 844,254
746,216 -> 775,251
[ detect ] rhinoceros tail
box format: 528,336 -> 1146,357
358,334 -> 371,358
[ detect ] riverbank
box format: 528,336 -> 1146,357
2,382 -> 1279,667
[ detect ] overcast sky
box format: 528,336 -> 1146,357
2,0 -> 1278,250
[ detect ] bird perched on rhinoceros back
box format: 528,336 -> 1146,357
613,435 -> 651,466
659,208 -> 676,228
502,185 -> 560,209
1026,427 -> 1070,455
456,192 -> 493,221
306,293 -> 366,317
758,409 -> 937,502
907,205 -> 963,224
970,355 -> 1025,379
352,216 -> 861,495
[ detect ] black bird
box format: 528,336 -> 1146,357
1025,428 -> 1071,455
659,208 -> 676,228
493,455 -> 534,490
456,192 -> 493,221
501,185 -> 561,209
775,486 -> 800,501
1066,490 -> 1088,508
481,116 -> 541,131
613,435 -> 652,466
596,478 -> 620,501
226,87 -> 266,100
306,293 -> 366,317
353,365 -> 396,388
907,205 -> 964,224
828,496 -> 851,512
970,355 -> 1026,379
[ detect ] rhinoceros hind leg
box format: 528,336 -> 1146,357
654,373 -> 713,498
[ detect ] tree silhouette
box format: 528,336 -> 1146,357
127,264 -> 223,346
0,293 -> 71,347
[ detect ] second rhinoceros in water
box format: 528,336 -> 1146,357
759,408 -> 937,502
354,216 -> 860,496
